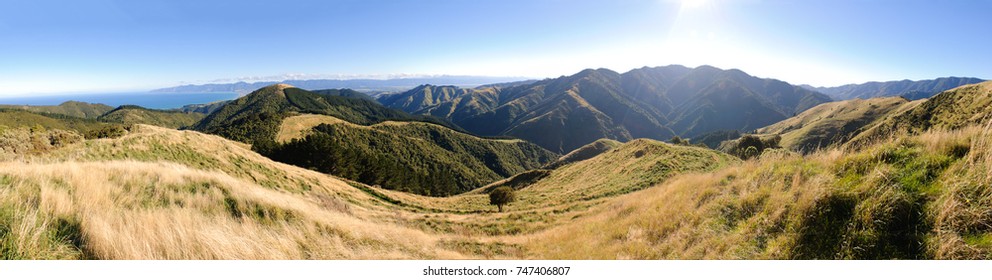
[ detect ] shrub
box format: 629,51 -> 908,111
84,125 -> 127,139
489,186 -> 516,212
670,136 -> 690,146
728,134 -> 782,159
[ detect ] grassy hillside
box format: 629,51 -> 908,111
0,109 -> 119,137
357,137 -> 737,236
97,105 -> 205,129
0,124 -> 730,259
543,138 -> 622,169
755,97 -> 913,153
3,120 -> 992,259
529,125 -> 992,259
849,81 -> 992,148
267,114 -> 557,196
0,101 -> 114,119
0,125 -> 468,259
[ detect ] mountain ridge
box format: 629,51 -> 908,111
380,65 -> 830,153
802,77 -> 985,100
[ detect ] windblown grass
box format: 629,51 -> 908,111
3,122 -> 992,259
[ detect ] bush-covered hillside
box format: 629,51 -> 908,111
267,116 -> 557,196
97,105 -> 205,129
193,84 -> 458,151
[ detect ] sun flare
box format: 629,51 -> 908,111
681,0 -> 707,9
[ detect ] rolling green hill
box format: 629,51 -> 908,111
382,65 -> 830,153
742,81 -> 992,155
847,81 -> 992,148
543,138 -> 622,169
753,97 -> 915,153
0,108 -> 116,136
0,101 -> 113,119
268,114 -> 557,196
97,105 -> 205,129
193,84 -> 457,150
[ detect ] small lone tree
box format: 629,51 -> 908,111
489,186 -> 516,212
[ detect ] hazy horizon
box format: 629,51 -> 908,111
2,0 -> 990,96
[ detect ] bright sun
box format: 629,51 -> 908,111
681,0 -> 707,9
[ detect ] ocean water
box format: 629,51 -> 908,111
0,92 -> 240,110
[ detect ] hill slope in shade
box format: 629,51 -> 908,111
377,85 -> 474,113
97,105 -> 205,129
382,65 -> 830,153
269,114 -> 557,196
804,77 -> 985,100
0,101 -> 114,119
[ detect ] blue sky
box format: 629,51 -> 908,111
1,0 -> 989,96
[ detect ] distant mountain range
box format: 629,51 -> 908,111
151,76 -> 530,95
377,65 -> 831,153
802,77 -> 985,100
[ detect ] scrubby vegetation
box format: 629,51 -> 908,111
193,84 -> 457,152
720,134 -> 781,160
97,105 -> 204,129
266,116 -> 557,196
0,109 -> 116,136
0,101 -> 113,119
0,126 -> 83,157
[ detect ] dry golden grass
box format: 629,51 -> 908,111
754,96 -> 916,152
0,160 -> 473,259
525,154 -> 830,259
527,124 -> 992,259
275,114 -> 348,143
3,122 -> 992,259
277,114 -> 524,145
